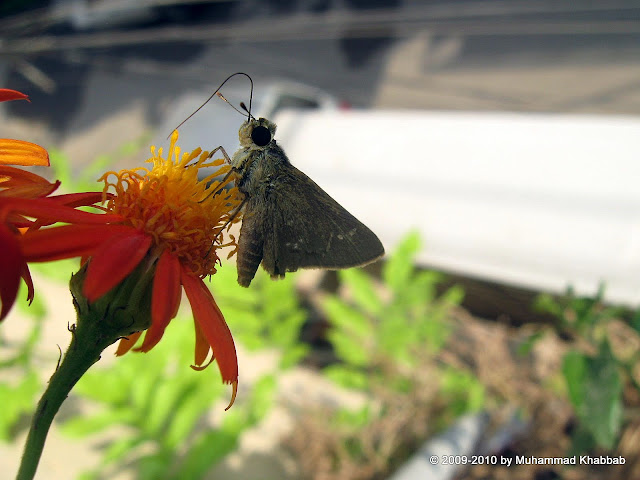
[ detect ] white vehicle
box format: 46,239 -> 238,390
274,109 -> 640,307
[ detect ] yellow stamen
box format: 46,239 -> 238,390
99,131 -> 243,276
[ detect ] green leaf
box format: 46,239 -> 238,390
247,375 -> 277,424
567,423 -> 598,457
563,350 -> 587,408
74,367 -> 131,404
334,405 -> 373,428
324,297 -> 370,341
440,368 -> 486,416
137,453 -> 174,480
420,314 -> 453,353
400,270 -> 441,307
179,430 -> 239,479
516,331 -> 545,356
164,383 -> 219,449
60,409 -> 132,437
562,342 -> 623,449
49,149 -> 73,187
328,329 -> 370,367
377,310 -> 417,363
438,284 -> 465,308
323,365 -> 370,390
382,231 -> 421,292
102,436 -> 147,465
0,371 -> 41,441
631,309 -> 640,334
533,292 -> 564,318
76,470 -> 100,480
340,269 -> 384,316
30,258 -> 80,283
147,378 -> 199,438
280,343 -> 309,368
131,371 -> 160,411
269,311 -> 306,349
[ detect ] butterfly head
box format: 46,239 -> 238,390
239,117 -> 276,149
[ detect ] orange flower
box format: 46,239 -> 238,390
20,131 -> 243,408
0,89 -> 49,167
0,88 -> 118,320
0,88 -> 50,318
0,173 -> 121,320
0,167 -> 57,320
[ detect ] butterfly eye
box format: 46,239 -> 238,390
251,125 -> 271,146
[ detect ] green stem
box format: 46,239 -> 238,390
16,261 -> 154,480
16,319 -> 112,480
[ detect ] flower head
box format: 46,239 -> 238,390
0,86 -> 118,320
1,88 -> 53,319
0,166 -> 58,320
96,132 -> 239,279
19,131 -> 244,408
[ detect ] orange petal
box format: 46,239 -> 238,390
0,224 -> 25,320
21,263 -> 35,305
115,331 -> 143,356
136,251 -> 182,352
0,139 -> 49,167
0,197 -> 122,225
20,224 -> 135,262
181,268 -> 238,394
48,191 -> 111,208
0,181 -> 60,200
0,165 -> 54,187
192,314 -> 213,368
83,231 -> 152,302
0,89 -> 29,103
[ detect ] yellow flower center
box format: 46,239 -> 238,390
99,131 -> 243,276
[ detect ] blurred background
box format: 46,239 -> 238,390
2,1 -> 640,479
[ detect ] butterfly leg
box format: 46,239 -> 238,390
208,145 -> 231,164
201,147 -> 240,201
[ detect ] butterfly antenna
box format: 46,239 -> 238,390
168,72 -> 254,138
239,102 -> 255,121
216,92 -> 248,117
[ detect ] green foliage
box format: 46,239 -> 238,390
563,341 -> 622,450
212,263 -> 309,368
440,367 -> 486,417
534,284 -> 629,452
30,258 -> 81,284
288,232 -> 478,480
61,313 -> 276,480
321,231 -> 474,432
0,371 -> 41,441
49,133 -> 151,194
0,283 -> 47,441
534,284 -> 623,337
59,259 -> 303,480
324,231 -> 465,391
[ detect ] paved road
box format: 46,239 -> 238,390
1,2 -> 639,186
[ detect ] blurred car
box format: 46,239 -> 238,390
274,109 -> 640,307
153,80 -> 344,179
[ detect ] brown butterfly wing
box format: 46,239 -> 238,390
261,164 -> 384,278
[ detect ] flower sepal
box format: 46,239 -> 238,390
70,256 -> 156,342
